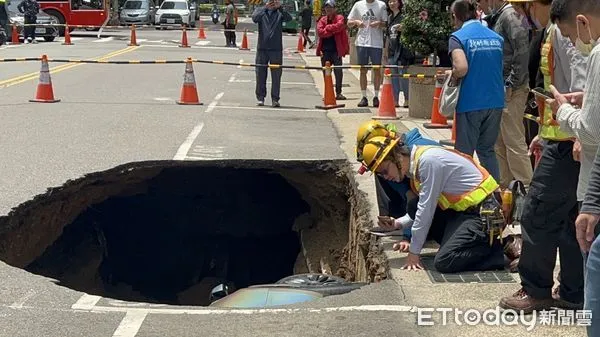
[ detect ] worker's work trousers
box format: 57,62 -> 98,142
255,50 -> 283,102
407,197 -> 505,273
495,85 -> 534,188
455,108 -> 502,183
518,140 -> 584,303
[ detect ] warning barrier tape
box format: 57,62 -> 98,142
0,57 -> 438,76
17,23 -> 257,32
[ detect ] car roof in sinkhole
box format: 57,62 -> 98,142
209,287 -> 323,308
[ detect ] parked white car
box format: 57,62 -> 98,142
155,0 -> 196,28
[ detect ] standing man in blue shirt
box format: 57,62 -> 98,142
252,0 -> 293,107
448,0 -> 505,183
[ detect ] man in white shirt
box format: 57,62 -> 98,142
347,0 -> 387,108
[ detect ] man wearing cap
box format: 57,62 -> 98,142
316,0 -> 349,100
252,0 -> 293,107
359,134 -> 512,273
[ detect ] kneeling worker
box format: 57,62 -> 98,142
360,135 -> 507,273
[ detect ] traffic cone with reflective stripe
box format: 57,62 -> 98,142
176,58 -> 202,105
128,25 -> 139,46
440,112 -> 457,147
180,27 -> 190,48
198,21 -> 206,39
11,24 -> 19,44
296,34 -> 304,53
315,61 -> 344,110
424,71 -> 451,129
62,23 -> 72,45
30,54 -> 60,103
372,68 -> 398,120
239,29 -> 250,50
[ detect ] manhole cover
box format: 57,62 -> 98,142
338,108 -> 371,114
421,256 -> 516,284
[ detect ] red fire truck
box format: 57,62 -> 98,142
38,0 -> 110,35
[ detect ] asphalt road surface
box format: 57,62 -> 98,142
0,19 -> 419,337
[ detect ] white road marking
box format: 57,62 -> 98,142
111,310 -> 148,337
230,79 -> 315,86
72,294 -> 102,310
187,145 -> 227,160
195,40 -> 211,46
173,92 -> 224,160
228,73 -> 236,83
153,97 -> 172,101
93,37 -> 114,43
212,105 -> 322,112
9,290 -> 36,309
237,58 -> 244,69
86,305 -> 414,315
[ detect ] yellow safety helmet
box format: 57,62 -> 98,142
355,121 -> 397,162
358,135 -> 400,175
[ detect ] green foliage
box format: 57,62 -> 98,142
400,0 -> 454,56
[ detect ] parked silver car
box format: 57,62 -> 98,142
119,0 -> 157,26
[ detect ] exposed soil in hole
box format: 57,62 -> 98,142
0,160 -> 388,306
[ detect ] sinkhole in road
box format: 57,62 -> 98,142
0,161 -> 387,306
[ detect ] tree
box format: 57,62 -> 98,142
400,0 -> 454,59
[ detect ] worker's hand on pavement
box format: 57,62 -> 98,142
564,91 -> 584,107
393,240 -> 410,252
573,139 -> 582,162
377,216 -> 398,230
528,135 -> 543,156
401,253 -> 423,271
575,213 -> 599,253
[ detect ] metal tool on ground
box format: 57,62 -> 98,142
30,54 -> 60,103
315,61 -> 344,110
11,23 -> 19,44
479,194 -> 506,246
439,112 -> 456,146
372,69 -> 398,120
62,24 -> 73,45
176,58 -> 202,105
180,28 -> 190,48
128,25 -> 139,46
424,70 -> 451,129
198,21 -> 206,40
239,29 -> 250,50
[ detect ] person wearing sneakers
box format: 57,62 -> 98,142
448,0 -> 504,183
316,0 -> 348,101
496,0 -> 589,315
347,0 -> 387,108
252,0 -> 293,107
358,135 -> 518,273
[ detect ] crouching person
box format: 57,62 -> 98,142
359,136 -> 509,273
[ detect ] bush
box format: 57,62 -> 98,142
400,0 -> 453,57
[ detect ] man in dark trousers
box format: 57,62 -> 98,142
0,0 -> 9,44
252,0 -> 292,108
17,0 -> 39,44
299,0 -> 314,48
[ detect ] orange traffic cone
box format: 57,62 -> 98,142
62,23 -> 72,45
440,112 -> 457,147
180,27 -> 190,48
176,58 -> 202,105
128,25 -> 139,46
372,68 -> 398,120
198,21 -> 206,40
11,23 -> 19,44
424,71 -> 451,129
239,29 -> 250,50
296,35 -> 304,53
30,55 -> 60,103
315,61 -> 345,110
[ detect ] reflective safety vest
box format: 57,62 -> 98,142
409,146 -> 499,212
538,24 -> 574,141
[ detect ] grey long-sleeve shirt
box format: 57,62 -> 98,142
252,6 -> 292,51
557,45 -> 600,200
581,145 -> 600,215
492,4 -> 530,89
405,147 -> 484,255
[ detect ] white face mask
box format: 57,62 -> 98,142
576,19 -> 598,56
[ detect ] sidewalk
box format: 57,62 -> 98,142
299,52 -> 581,336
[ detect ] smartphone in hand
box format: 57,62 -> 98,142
531,87 -> 554,100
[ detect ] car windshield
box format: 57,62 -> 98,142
124,0 -> 146,9
161,1 -> 187,9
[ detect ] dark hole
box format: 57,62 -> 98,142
25,166 -> 311,306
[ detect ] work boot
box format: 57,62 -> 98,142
552,287 -> 583,310
499,288 -> 554,314
358,97 -> 368,107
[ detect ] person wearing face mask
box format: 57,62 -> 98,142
358,133 -> 519,273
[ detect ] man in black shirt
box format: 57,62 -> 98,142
299,1 -> 314,48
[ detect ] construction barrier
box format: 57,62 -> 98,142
372,68 -> 398,120
315,61 -> 344,110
